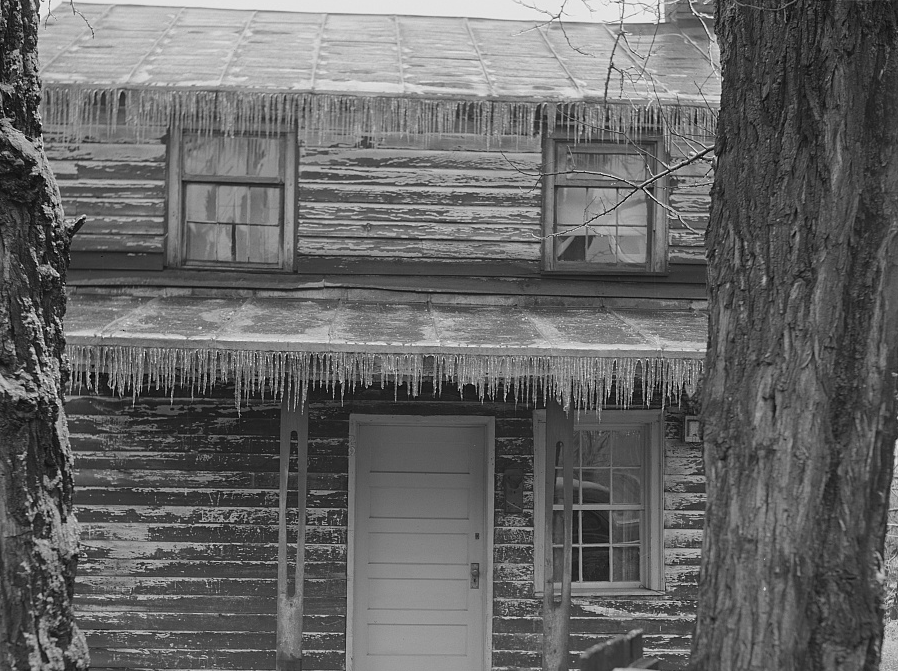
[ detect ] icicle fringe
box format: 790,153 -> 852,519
66,345 -> 702,412
41,86 -> 717,143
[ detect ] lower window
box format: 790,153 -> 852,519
534,409 -> 663,593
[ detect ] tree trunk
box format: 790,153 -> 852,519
0,1 -> 89,669
691,2 -> 898,670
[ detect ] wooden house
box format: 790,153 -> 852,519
40,4 -> 718,670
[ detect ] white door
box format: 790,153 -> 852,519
351,419 -> 488,671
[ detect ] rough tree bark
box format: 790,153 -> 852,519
692,1 -> 898,670
0,1 -> 89,669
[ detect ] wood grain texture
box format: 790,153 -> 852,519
47,127 -> 711,274
69,386 -> 705,671
69,392 -> 282,671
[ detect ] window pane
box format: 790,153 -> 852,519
581,547 -> 609,582
612,468 -> 642,504
185,183 -> 216,222
612,510 -> 641,544
581,469 -> 610,504
556,186 -> 589,224
616,190 -> 648,225
581,510 -> 609,544
183,136 -> 220,175
617,226 -> 648,264
235,225 -> 279,265
555,232 -> 586,262
580,430 -> 610,467
560,148 -> 649,181
246,137 -> 281,177
249,187 -> 281,225
217,185 -> 249,224
612,430 -> 643,467
584,188 -> 618,223
186,222 -> 231,262
584,225 -> 618,264
612,547 -> 640,582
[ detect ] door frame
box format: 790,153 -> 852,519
347,415 -> 495,671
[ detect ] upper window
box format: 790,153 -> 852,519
167,131 -> 296,270
534,409 -> 663,594
542,141 -> 667,273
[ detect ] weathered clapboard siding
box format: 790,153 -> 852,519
666,136 -> 714,264
297,142 -> 544,262
46,120 -> 711,277
47,132 -> 168,270
66,383 -> 705,671
69,392 -> 281,671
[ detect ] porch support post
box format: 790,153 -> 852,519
277,399 -> 308,671
543,399 -> 574,671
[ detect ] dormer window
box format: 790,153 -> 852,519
166,130 -> 296,270
542,140 -> 667,273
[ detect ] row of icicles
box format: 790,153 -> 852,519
66,345 -> 702,413
41,87 -> 717,147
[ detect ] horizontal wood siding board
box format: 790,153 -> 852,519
300,147 -> 540,171
299,184 -> 540,207
300,165 -> 538,188
69,234 -> 163,253
77,559 -> 280,579
73,451 -> 280,470
76,611 -> 277,632
69,433 -> 279,453
63,197 -> 165,217
45,142 -> 167,162
299,202 -> 539,225
58,180 -> 165,199
85,647 -> 275,669
52,159 -> 166,181
73,216 -> 165,237
297,237 -> 540,260
297,220 -> 539,242
68,252 -> 163,271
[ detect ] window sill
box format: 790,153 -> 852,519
535,587 -> 665,598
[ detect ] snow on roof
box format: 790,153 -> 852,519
39,5 -> 719,139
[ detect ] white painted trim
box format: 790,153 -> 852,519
347,414 -> 495,671
533,409 -> 665,594
484,416 -> 496,671
346,420 -> 358,671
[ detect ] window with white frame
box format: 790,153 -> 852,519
543,140 -> 667,273
534,409 -> 663,593
167,131 -> 296,270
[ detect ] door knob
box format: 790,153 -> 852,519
470,562 -> 480,589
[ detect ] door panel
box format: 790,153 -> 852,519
353,421 -> 487,671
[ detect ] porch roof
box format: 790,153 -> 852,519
66,294 -> 706,410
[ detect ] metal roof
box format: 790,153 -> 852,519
66,294 -> 706,357
39,5 -> 720,104
65,294 -> 706,409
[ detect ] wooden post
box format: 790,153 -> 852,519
543,398 -> 574,671
278,398 -> 308,671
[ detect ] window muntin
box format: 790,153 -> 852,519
544,141 -> 665,273
173,133 -> 292,269
551,427 -> 647,587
